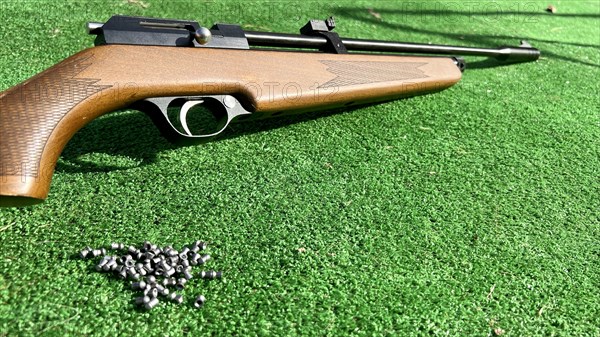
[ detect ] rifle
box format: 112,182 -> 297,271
0,15 -> 540,207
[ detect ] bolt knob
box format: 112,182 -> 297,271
194,27 -> 212,45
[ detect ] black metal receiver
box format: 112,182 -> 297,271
88,15 -> 540,60
86,15 -> 540,143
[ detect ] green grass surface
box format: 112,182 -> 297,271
1,0 -> 599,336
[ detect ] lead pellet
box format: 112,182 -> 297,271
179,247 -> 190,257
193,241 -> 208,250
147,287 -> 159,298
97,255 -> 110,265
132,281 -> 147,290
159,260 -> 171,270
169,256 -> 179,265
96,257 -> 109,271
91,249 -> 103,257
193,295 -> 206,308
199,254 -> 210,265
200,271 -> 222,279
162,277 -> 175,287
146,275 -> 156,284
180,260 -> 190,268
135,296 -> 151,305
168,292 -> 183,304
166,250 -> 178,257
183,268 -> 193,280
102,260 -> 116,271
190,253 -> 200,265
79,248 -> 91,259
144,297 -> 159,310
110,243 -> 124,250
176,278 -> 187,290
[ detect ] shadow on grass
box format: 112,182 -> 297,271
333,7 -> 599,69
56,106 -> 363,174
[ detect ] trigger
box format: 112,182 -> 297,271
179,100 -> 204,136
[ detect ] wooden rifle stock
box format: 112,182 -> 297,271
0,44 -> 461,206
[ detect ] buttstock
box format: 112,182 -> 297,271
0,45 -> 461,206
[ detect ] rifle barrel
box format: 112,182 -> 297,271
244,31 -> 540,63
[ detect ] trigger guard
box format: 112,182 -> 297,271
138,95 -> 252,142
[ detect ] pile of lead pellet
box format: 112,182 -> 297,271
79,240 -> 222,310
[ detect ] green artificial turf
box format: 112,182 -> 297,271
1,0 -> 599,336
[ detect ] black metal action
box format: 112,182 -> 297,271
88,15 -> 540,64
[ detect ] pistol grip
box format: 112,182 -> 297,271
0,48 -> 120,206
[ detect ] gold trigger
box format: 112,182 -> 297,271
179,100 -> 204,136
